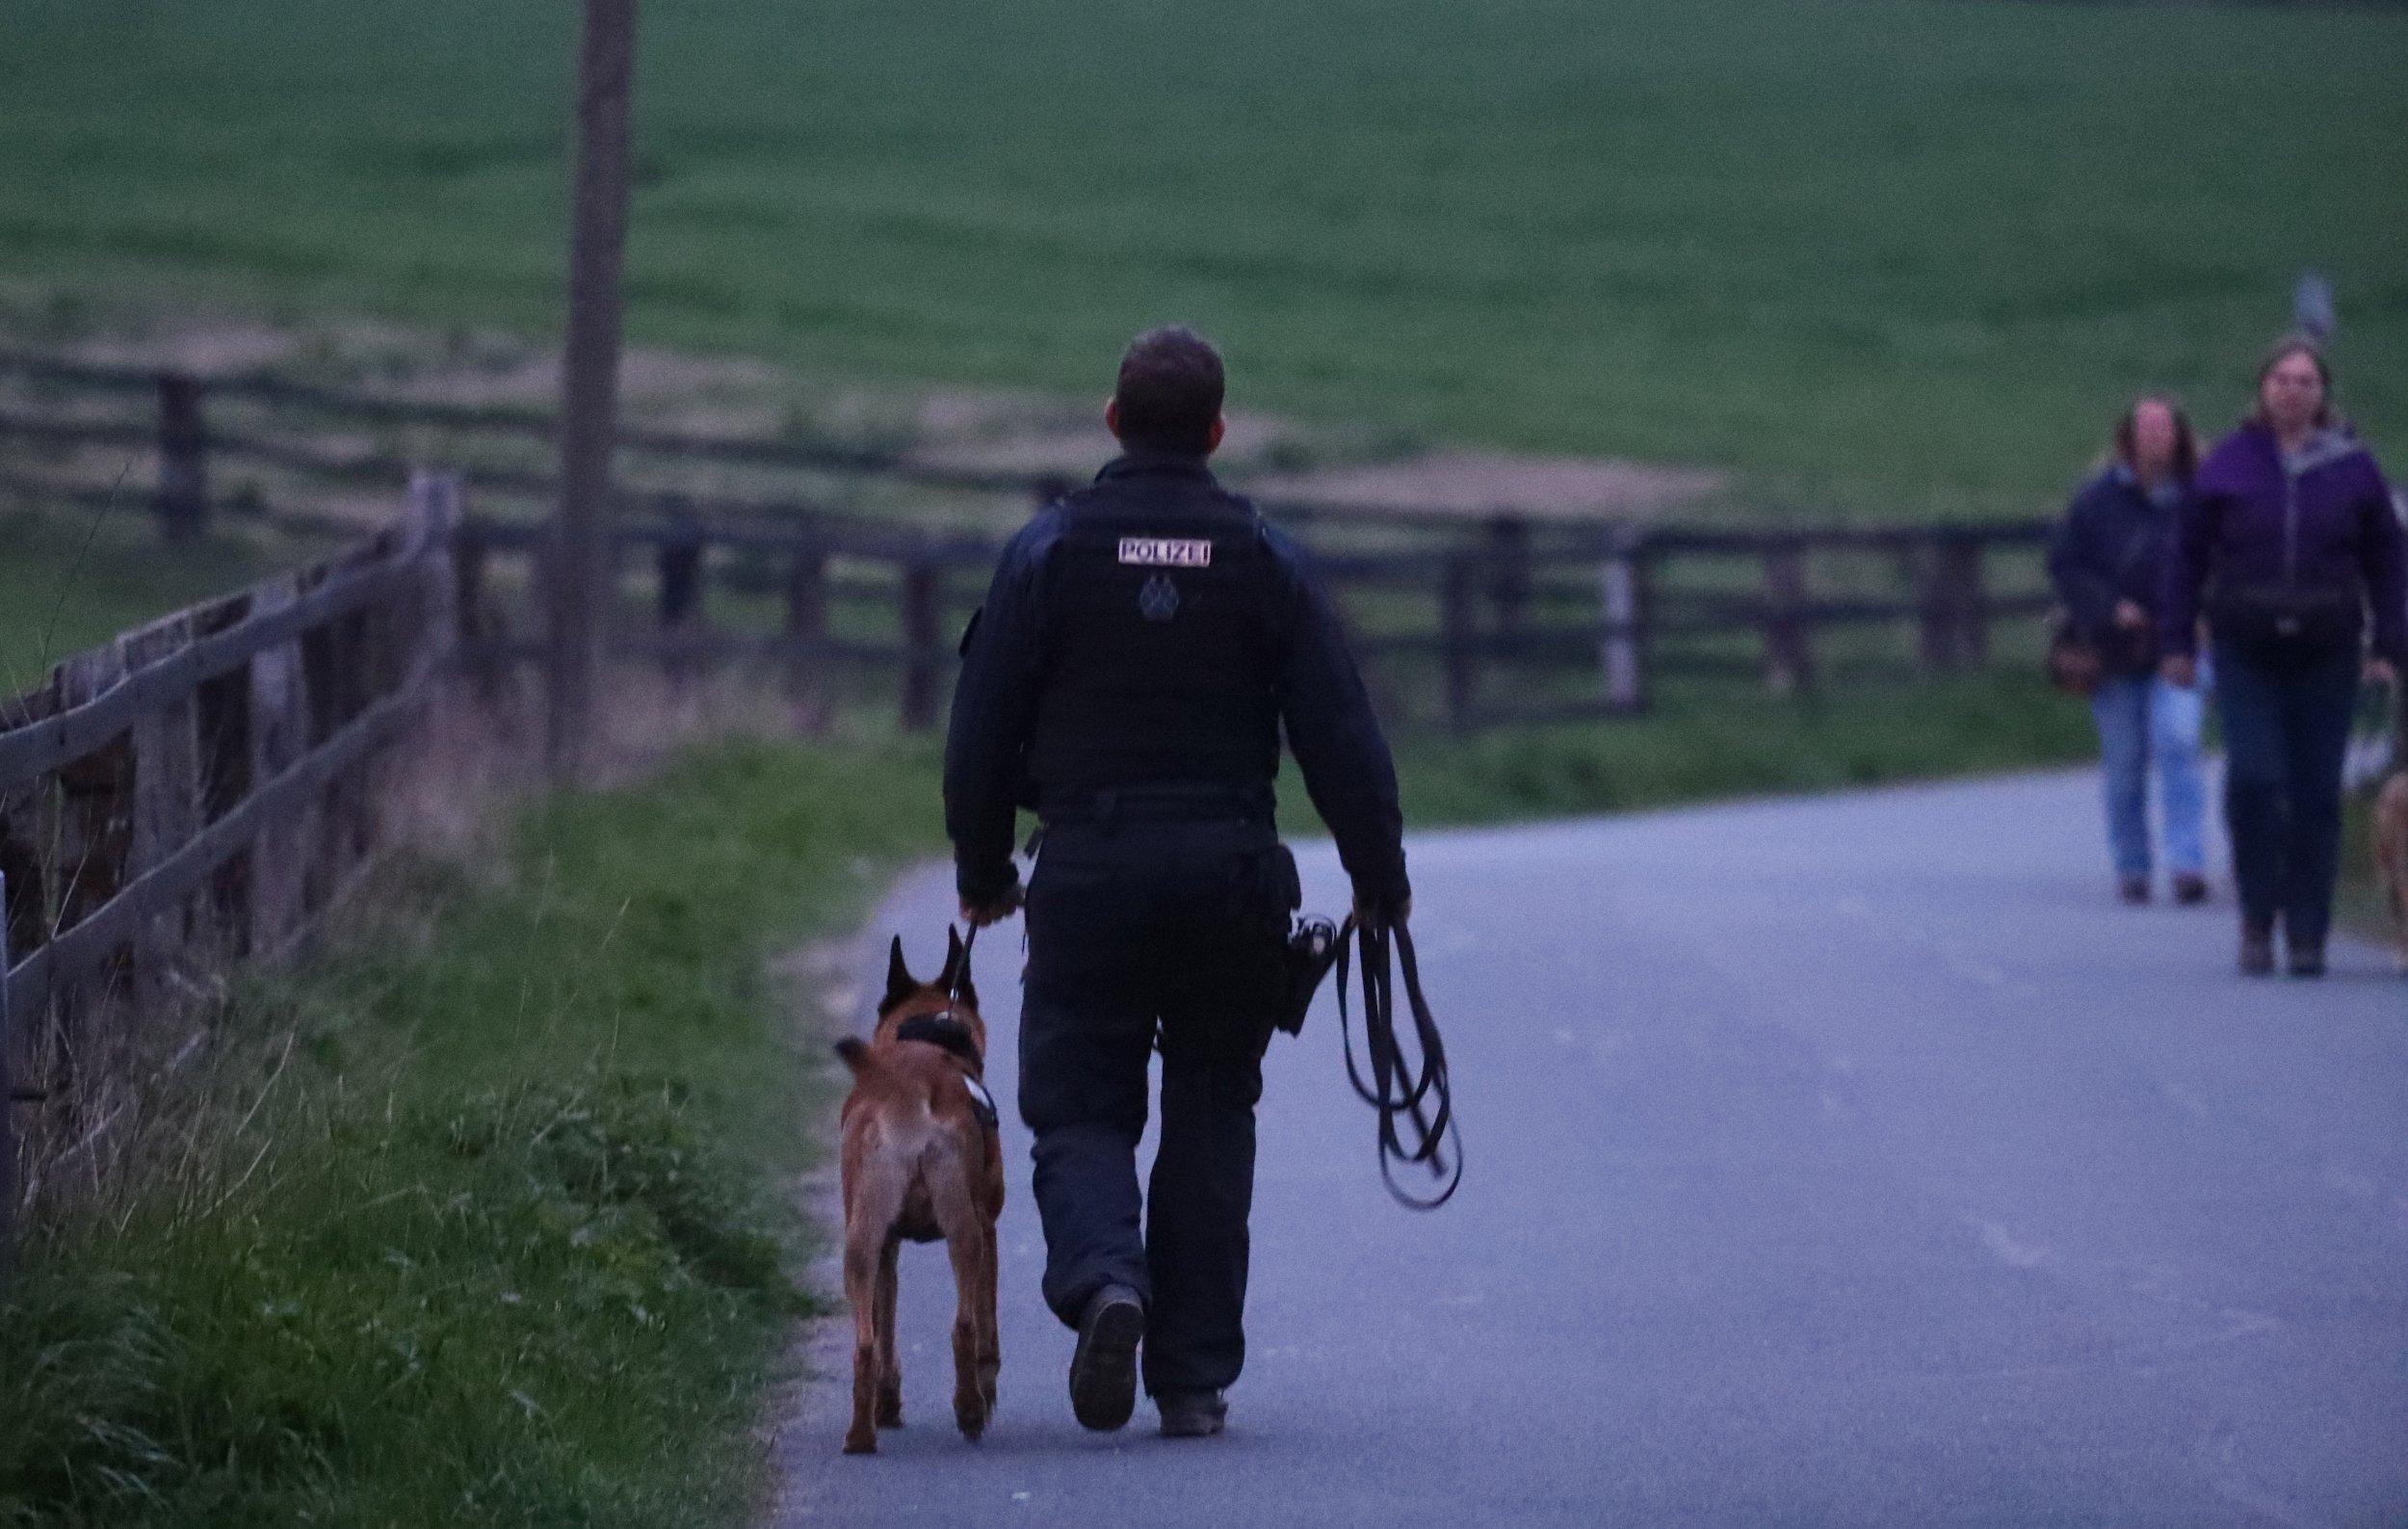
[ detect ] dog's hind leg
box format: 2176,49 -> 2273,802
975,1219 -> 1002,1411
980,1135 -> 1004,1407
931,1161 -> 992,1440
874,1235 -> 903,1428
842,1167 -> 904,1455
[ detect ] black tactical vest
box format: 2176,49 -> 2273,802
1025,461 -> 1284,804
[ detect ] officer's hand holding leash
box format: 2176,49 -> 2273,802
1279,896 -> 1461,1212
958,879 -> 1023,930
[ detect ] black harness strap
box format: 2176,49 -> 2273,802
1333,917 -> 1462,1211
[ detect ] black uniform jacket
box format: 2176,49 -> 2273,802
944,453 -> 1409,913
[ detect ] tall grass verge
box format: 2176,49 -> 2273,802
0,738 -> 942,1528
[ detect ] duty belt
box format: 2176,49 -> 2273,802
1037,783 -> 1274,830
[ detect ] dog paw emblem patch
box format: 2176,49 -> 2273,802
1138,573 -> 1181,622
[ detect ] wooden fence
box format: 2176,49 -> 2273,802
435,511 -> 2054,735
0,348 -> 2059,735
0,475 -> 458,1243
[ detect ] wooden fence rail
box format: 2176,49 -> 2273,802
0,474 -> 458,1233
0,348 -> 2059,733
432,510 -> 2054,735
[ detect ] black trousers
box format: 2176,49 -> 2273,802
2213,638 -> 2364,947
1018,814 -> 1295,1397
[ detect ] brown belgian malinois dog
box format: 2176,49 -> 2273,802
833,930 -> 1005,1454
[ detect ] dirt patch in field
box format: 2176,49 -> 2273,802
1246,452 -> 1723,521
8,304 -> 1723,522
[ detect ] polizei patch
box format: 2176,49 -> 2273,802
1117,537 -> 1213,568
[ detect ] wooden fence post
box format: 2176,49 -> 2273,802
785,544 -> 829,736
1599,539 -> 1649,714
53,644 -> 134,1095
900,558 -> 942,732
409,471 -> 462,673
124,614 -> 201,1009
1917,532 -> 1986,671
1950,534 -> 1988,667
247,575 -> 306,954
0,680 -> 53,966
194,594 -> 255,957
1764,540 -> 1813,695
658,516 -> 705,705
1442,550 -> 1479,732
156,373 -> 209,545
1483,515 -> 1531,634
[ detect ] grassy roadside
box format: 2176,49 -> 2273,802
0,739 -> 944,1528
1384,672 -> 2097,827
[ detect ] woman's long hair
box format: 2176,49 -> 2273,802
2249,334 -> 2338,432
2112,395 -> 2198,484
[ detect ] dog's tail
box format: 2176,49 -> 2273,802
833,1037 -> 872,1073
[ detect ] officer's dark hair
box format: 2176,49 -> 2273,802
1113,326 -> 1224,456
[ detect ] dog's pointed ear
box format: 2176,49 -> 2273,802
946,926 -> 978,1010
883,936 -> 915,1014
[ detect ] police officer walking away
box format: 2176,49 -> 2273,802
945,326 -> 1411,1439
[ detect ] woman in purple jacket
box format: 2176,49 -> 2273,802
2161,338 -> 2407,976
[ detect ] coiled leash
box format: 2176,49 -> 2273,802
1311,915 -> 1463,1211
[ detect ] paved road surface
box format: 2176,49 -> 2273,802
772,769 -> 2407,1527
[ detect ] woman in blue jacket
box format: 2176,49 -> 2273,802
2048,397 -> 2208,906
2161,339 -> 2407,976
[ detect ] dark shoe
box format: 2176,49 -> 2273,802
1068,1285 -> 1144,1432
2119,876 -> 2151,906
2287,942 -> 2327,978
2239,919 -> 2275,977
2171,873 -> 2210,906
1158,1389 -> 1228,1438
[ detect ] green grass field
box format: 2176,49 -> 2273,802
4,0 -> 2403,509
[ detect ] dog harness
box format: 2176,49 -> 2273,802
893,1011 -> 999,1130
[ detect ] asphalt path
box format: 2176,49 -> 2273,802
772,768 -> 2408,1528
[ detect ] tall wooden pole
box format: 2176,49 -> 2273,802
548,0 -> 639,781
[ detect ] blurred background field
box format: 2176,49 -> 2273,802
3,0 -> 2403,514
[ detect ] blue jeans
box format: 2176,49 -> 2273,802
2089,669 -> 2208,881
2212,640 -> 2363,949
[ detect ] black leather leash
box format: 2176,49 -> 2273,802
1331,916 -> 1463,1211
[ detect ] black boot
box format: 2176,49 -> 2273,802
1068,1285 -> 1144,1432
1157,1388 -> 1228,1438
2238,918 -> 2275,977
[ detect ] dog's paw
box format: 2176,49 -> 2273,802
954,1390 -> 990,1441
842,1429 -> 878,1456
